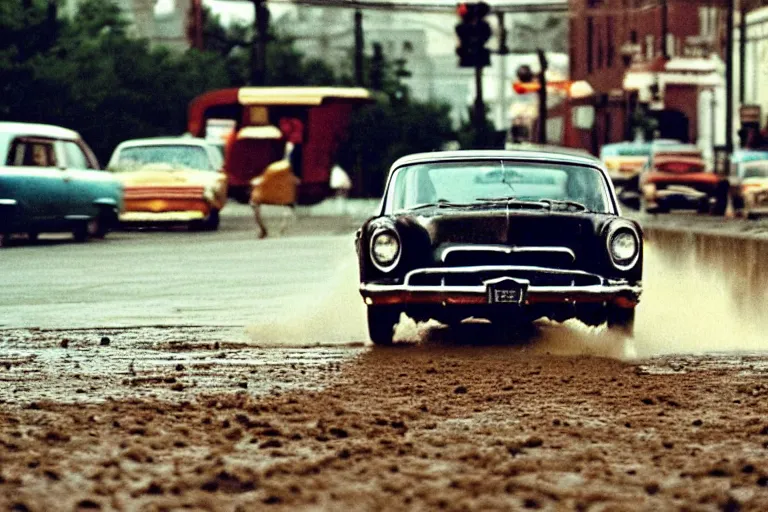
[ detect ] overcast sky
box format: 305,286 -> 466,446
198,0 -> 553,25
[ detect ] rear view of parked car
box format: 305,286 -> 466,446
639,144 -> 729,215
728,150 -> 768,218
107,137 -> 227,231
0,122 -> 123,247
600,142 -> 651,198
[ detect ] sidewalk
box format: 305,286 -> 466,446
221,198 -> 381,220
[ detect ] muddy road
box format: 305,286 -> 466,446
2,205 -> 768,510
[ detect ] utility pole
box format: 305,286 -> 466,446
251,0 -> 269,86
497,12 -> 509,131
739,0 -> 747,104
660,0 -> 668,58
474,64 -> 485,144
455,2 -> 492,146
725,0 -> 735,154
354,10 -> 365,86
537,49 -> 548,144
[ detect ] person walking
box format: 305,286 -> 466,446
329,163 -> 352,215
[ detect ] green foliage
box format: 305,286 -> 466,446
630,106 -> 659,141
0,1 -> 456,196
1,0 -> 230,163
338,96 -> 454,197
456,105 -> 499,150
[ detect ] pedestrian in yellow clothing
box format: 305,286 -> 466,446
249,149 -> 300,239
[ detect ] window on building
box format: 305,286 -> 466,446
587,17 -> 594,74
666,33 -> 676,57
607,17 -> 615,67
646,34 -> 655,60
597,24 -> 604,69
569,19 -> 577,76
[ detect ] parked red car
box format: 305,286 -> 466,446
640,155 -> 729,215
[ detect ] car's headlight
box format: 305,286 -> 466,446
370,228 -> 401,272
606,221 -> 640,270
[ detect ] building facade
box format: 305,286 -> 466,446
738,6 -> 768,133
565,0 -> 728,156
61,0 -> 195,52
273,6 -> 567,130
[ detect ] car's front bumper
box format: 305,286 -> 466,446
360,266 -> 641,308
119,210 -> 207,223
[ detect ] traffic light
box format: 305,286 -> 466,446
455,2 -> 492,68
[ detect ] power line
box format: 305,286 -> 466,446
215,0 -> 567,14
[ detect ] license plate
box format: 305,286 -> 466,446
486,278 -> 527,304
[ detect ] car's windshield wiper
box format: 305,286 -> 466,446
475,197 -> 591,212
411,199 -> 476,210
475,197 -> 550,210
537,199 -> 590,212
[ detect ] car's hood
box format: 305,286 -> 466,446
113,164 -> 220,188
396,204 -> 613,253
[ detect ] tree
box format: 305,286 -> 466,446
0,0 -> 455,196
0,0 -> 231,163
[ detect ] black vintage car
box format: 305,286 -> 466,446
356,149 -> 643,345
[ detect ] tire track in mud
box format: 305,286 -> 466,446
1,347 -> 767,511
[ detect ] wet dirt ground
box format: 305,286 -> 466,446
2,206 -> 768,510
1,339 -> 767,511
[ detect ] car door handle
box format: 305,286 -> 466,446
63,175 -> 72,183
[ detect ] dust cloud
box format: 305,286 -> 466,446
247,231 -> 768,357
631,235 -> 768,357
246,253 -> 368,346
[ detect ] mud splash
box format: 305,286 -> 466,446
246,256 -> 368,346
632,231 -> 768,357
246,229 -> 768,358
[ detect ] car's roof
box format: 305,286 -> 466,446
115,137 -> 212,148
0,121 -> 80,140
602,141 -> 651,149
732,149 -> 768,161
391,149 -> 603,170
652,143 -> 699,150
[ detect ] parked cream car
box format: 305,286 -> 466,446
107,137 -> 227,230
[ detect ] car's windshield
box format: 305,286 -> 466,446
114,144 -> 214,171
743,163 -> 768,179
600,145 -> 649,158
385,160 -> 611,213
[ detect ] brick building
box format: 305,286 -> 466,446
561,0 -> 728,156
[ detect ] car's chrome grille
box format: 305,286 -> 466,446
440,245 -> 576,269
405,266 -> 602,288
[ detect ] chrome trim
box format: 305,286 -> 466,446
369,226 -> 401,273
605,220 -> 641,271
360,281 -> 642,298
440,245 -> 576,263
403,265 -> 599,286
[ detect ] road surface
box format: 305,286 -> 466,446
1,203 -> 768,510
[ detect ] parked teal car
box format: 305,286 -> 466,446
0,122 -> 123,247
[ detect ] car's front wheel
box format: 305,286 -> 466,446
607,306 -> 635,337
72,221 -> 90,243
91,211 -> 117,239
367,305 -> 401,345
190,209 -> 220,231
